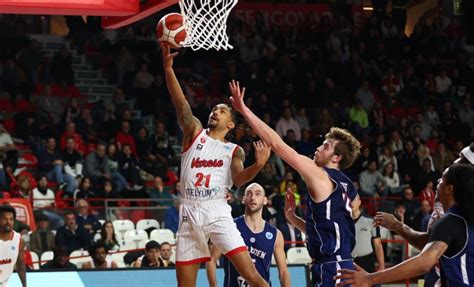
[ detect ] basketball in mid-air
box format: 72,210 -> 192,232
156,13 -> 187,49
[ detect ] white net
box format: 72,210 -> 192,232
179,0 -> 238,51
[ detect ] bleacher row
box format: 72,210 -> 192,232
105,219 -> 313,266
30,249 -> 131,269
30,247 -> 312,270
28,219 -> 313,269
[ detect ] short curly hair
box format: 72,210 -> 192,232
0,204 -> 16,219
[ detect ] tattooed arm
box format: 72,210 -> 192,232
160,42 -> 202,149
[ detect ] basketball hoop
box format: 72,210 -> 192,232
178,0 -> 238,51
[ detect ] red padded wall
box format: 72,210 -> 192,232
0,0 -> 138,16
101,0 -> 178,29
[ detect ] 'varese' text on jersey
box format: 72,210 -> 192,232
306,167 -> 357,262
223,216 -> 276,287
180,129 -> 237,202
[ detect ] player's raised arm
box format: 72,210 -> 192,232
16,239 -> 27,287
284,188 -> 305,233
160,43 -> 202,144
229,80 -> 331,199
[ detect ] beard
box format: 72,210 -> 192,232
207,120 -> 218,129
2,225 -> 12,233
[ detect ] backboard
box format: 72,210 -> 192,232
101,0 -> 178,29
0,0 -> 138,16
0,0 -> 180,31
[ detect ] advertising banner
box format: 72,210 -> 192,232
234,2 -> 331,28
0,198 -> 36,231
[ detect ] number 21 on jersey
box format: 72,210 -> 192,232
195,172 -> 211,188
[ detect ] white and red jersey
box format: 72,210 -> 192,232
180,129 -> 238,202
0,231 -> 21,286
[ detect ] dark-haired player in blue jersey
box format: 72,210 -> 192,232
345,145 -> 474,287
206,183 -> 290,287
229,80 -> 361,286
336,163 -> 474,286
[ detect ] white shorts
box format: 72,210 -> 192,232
175,199 -> 246,265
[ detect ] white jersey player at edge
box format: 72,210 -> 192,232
0,204 -> 27,287
160,42 -> 271,287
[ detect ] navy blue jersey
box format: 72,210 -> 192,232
440,207 -> 474,286
223,216 -> 277,287
306,167 -> 357,262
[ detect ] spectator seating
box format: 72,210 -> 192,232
123,230 -> 148,247
113,220 -> 135,240
69,250 -> 91,268
30,251 -> 40,270
17,153 -> 38,169
93,233 -> 101,242
41,251 -> 54,264
150,229 -> 175,244
2,6 -> 466,272
286,247 -> 311,264
136,219 -> 160,231
118,240 -> 137,251
137,239 -> 149,249
107,252 -> 126,268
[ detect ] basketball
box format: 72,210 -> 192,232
156,13 -> 187,49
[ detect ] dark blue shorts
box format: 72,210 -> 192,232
311,258 -> 354,286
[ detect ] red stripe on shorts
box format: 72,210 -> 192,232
175,256 -> 211,266
224,246 -> 247,258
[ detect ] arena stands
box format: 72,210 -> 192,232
0,2 -> 472,282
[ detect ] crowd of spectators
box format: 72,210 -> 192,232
0,0 -> 472,268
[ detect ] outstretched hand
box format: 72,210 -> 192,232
160,42 -> 179,70
373,211 -> 401,230
253,140 -> 271,167
427,207 -> 444,232
334,263 -> 372,287
229,80 -> 246,112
